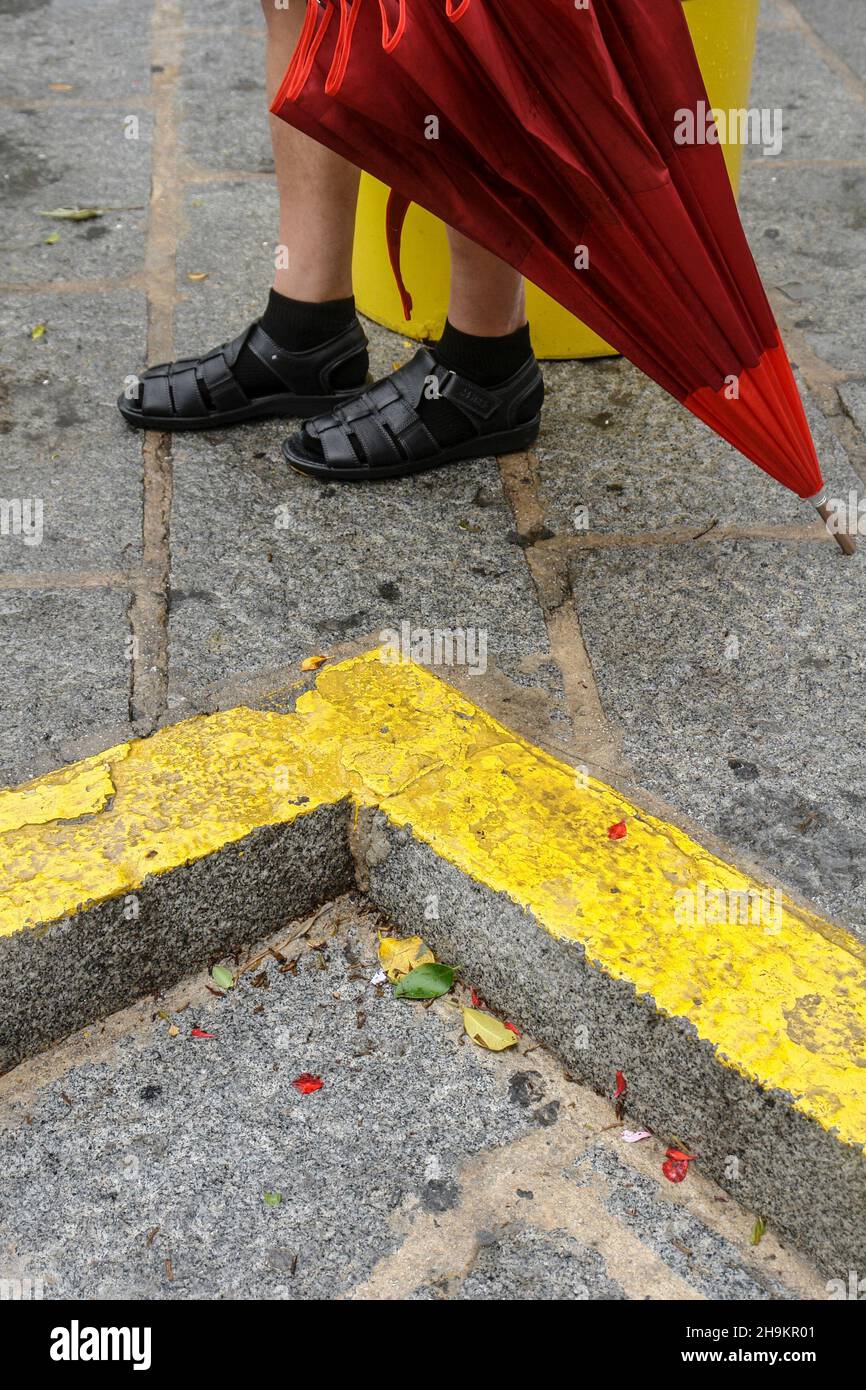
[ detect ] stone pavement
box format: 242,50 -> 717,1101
2,0 -> 865,942
0,894 -> 827,1301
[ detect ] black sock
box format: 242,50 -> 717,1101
433,319 -> 533,386
234,289 -> 362,398
420,319 -> 537,449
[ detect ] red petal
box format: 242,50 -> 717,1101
608,820 -> 628,840
471,988 -> 481,1007
614,1070 -> 628,1099
292,1073 -> 323,1095
190,1028 -> 216,1038
662,1157 -> 689,1183
667,1147 -> 696,1163
504,1021 -> 520,1036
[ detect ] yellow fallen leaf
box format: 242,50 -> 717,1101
187,271 -> 208,282
30,324 -> 46,340
463,1007 -> 518,1052
43,231 -> 60,245
378,935 -> 434,983
300,654 -> 327,672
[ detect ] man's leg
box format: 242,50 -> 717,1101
119,0 -> 367,430
264,0 -> 359,303
445,228 -> 526,338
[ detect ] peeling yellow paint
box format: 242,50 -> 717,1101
0,748 -> 126,837
2,649 -> 866,1150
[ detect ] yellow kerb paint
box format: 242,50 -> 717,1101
2,649 -> 865,1149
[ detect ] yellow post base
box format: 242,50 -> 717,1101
352,0 -> 761,360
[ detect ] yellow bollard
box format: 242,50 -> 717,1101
352,0 -> 762,359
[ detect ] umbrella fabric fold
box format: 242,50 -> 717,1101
272,0 -> 848,542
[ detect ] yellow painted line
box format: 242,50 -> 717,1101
2,649 -> 866,1150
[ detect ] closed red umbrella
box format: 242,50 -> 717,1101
273,0 -> 853,552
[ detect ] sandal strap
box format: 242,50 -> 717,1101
197,344 -> 249,413
139,336 -> 249,420
245,320 -> 369,395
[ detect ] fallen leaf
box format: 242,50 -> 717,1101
43,231 -> 60,245
378,935 -> 434,983
608,819 -> 628,840
30,324 -> 46,340
190,1028 -> 216,1039
622,1129 -> 652,1144
751,1215 -> 766,1246
393,962 -> 454,1000
39,207 -> 104,221
291,1073 -> 323,1095
300,654 -> 327,671
168,1024 -> 179,1038
463,1007 -> 518,1052
187,271 -> 208,282
48,82 -> 74,91
211,965 -> 234,991
263,1191 -> 282,1207
164,1258 -> 174,1282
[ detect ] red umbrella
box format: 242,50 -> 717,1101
273,0 -> 854,552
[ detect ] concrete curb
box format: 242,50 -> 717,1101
2,649 -> 864,1273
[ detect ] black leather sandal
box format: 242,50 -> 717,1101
117,320 -> 369,431
281,347 -> 544,481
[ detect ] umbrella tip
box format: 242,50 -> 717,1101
814,501 -> 857,556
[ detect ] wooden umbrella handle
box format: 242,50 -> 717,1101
816,502 -> 857,555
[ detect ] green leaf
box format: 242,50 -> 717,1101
43,231 -> 60,245
750,1215 -> 766,1246
262,1191 -> 282,1208
211,965 -> 234,991
393,962 -> 455,1000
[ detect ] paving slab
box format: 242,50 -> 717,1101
839,380 -> 866,446
535,357 -> 859,535
0,586 -> 132,789
0,289 -> 145,575
740,163 -> 866,376
568,537 -> 866,932
174,181 -> 283,349
179,22 -> 273,176
745,1 -> 866,164
168,428 -> 562,719
0,105 -> 150,286
0,0 -> 152,104
791,0 -> 866,87
0,898 -> 824,1301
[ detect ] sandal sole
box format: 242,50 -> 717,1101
116,386 -> 369,432
282,417 -> 542,482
